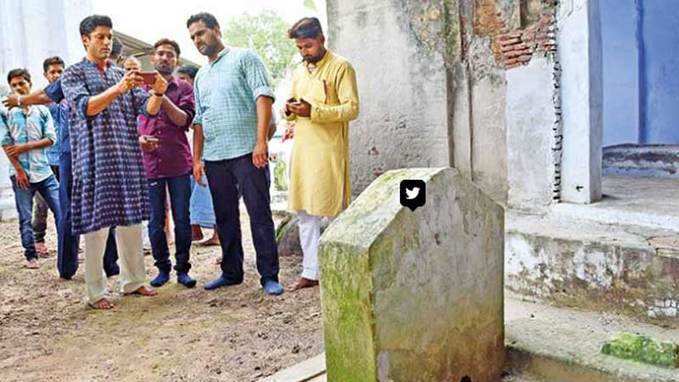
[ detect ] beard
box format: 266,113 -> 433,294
304,49 -> 326,64
155,64 -> 173,75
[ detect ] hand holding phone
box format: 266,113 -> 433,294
139,71 -> 159,86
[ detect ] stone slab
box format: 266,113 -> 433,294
319,167 -> 505,381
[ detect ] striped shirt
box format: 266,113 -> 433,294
0,105 -> 56,183
193,47 -> 275,161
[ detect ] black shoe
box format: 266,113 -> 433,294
204,275 -> 242,290
177,272 -> 197,288
150,271 -> 170,287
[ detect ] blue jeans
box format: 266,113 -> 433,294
58,152 -> 119,279
204,153 -> 279,285
148,173 -> 192,273
11,175 -> 61,261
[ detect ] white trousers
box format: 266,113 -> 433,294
83,224 -> 146,303
298,211 -> 323,280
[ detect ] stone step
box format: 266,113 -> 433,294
506,297 -> 679,382
506,210 -> 679,323
603,144 -> 679,179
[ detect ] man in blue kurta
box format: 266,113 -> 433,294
61,15 -> 166,309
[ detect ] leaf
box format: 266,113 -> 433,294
223,11 -> 299,86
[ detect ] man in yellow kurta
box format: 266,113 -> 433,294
284,17 -> 359,290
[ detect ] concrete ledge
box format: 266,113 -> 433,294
506,297 -> 679,382
506,210 -> 679,321
262,354 -> 326,382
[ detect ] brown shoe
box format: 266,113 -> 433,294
24,259 -> 40,269
291,277 -> 319,291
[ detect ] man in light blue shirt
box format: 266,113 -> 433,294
1,69 -> 60,269
187,12 -> 283,295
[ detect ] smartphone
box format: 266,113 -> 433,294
139,71 -> 157,85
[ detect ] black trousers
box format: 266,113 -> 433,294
204,153 -> 279,285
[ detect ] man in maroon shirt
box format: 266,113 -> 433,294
138,38 -> 196,288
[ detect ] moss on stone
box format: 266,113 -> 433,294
273,159 -> 288,191
275,214 -> 293,242
601,332 -> 679,368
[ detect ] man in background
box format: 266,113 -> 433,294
177,65 -> 220,247
31,57 -> 66,259
138,39 -> 196,288
284,17 -> 359,290
0,69 -> 61,269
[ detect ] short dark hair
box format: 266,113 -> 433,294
111,37 -> 123,58
288,17 -> 323,39
154,38 -> 181,57
79,15 -> 112,37
43,56 -> 65,73
7,68 -> 31,85
186,12 -> 220,29
177,65 -> 199,80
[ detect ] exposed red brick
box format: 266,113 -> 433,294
495,10 -> 556,70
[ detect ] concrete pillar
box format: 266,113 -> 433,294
557,0 -> 603,204
506,57 -> 558,209
319,167 -> 505,382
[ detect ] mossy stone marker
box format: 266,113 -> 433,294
319,168 -> 505,382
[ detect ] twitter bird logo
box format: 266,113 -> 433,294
405,187 -> 420,200
400,180 -> 426,211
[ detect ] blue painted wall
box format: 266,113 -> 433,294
601,0 -> 639,146
641,0 -> 679,144
601,0 -> 679,146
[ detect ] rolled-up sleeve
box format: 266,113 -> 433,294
61,66 -> 91,121
242,50 -> 275,102
41,109 -> 57,144
178,83 -> 196,129
0,111 -> 12,146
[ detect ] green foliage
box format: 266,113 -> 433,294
602,332 -> 679,368
304,0 -> 317,11
223,10 -> 298,85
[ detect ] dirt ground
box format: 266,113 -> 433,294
0,212 -> 323,381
